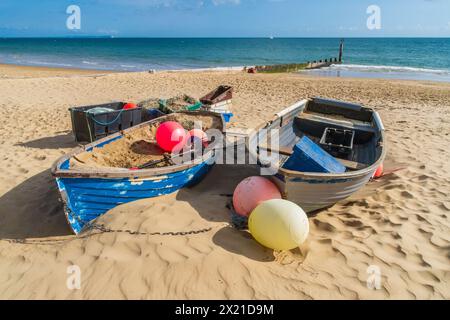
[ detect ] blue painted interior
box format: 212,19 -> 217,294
96,135 -> 123,148
283,136 -> 346,173
61,159 -> 70,170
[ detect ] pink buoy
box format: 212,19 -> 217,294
156,121 -> 187,152
233,176 -> 282,217
373,163 -> 384,179
187,129 -> 209,147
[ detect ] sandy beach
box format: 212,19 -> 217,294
0,64 -> 449,300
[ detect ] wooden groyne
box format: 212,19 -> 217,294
254,39 -> 344,73
305,57 -> 340,70
255,63 -> 308,73
305,40 -> 344,69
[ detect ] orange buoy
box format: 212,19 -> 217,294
373,164 -> 384,179
233,176 -> 282,217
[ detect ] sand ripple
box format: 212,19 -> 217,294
0,70 -> 449,299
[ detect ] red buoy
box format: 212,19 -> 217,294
156,121 -> 187,152
233,176 -> 282,217
123,103 -> 137,110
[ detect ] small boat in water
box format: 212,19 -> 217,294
250,97 -> 386,213
52,111 -> 225,234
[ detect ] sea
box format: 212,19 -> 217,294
1,37 -> 450,82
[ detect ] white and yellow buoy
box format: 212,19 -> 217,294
248,199 -> 309,251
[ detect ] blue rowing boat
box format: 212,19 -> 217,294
52,111 -> 225,234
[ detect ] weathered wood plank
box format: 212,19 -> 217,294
259,145 -> 369,171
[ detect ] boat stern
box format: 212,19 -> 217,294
55,177 -> 86,234
271,170 -> 374,213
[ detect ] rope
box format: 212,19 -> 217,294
88,109 -> 125,127
158,99 -> 167,107
187,102 -> 203,111
2,224 -> 214,246
1,206 -> 215,246
226,202 -> 248,230
86,116 -> 94,142
88,223 -> 213,237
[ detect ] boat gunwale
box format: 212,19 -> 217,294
251,98 -> 387,180
51,111 -> 226,179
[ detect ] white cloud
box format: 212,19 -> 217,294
98,0 -> 177,7
212,0 -> 241,5
98,0 -> 241,8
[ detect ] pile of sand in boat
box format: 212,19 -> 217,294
70,113 -> 222,170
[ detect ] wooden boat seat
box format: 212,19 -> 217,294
259,145 -> 369,171
297,112 -> 377,134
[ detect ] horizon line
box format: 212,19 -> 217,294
1,36 -> 450,39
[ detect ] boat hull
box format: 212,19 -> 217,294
56,160 -> 213,234
272,169 -> 375,213
250,98 -> 386,214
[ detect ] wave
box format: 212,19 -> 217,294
82,60 -> 99,65
22,60 -> 74,68
169,66 -> 245,72
327,64 -> 450,75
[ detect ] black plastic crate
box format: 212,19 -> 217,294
69,102 -> 142,143
319,127 -> 355,158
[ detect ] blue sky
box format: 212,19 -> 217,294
0,0 -> 449,37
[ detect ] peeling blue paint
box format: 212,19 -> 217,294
56,161 -> 213,234
287,177 -> 353,184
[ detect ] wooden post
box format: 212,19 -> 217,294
339,39 -> 344,62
